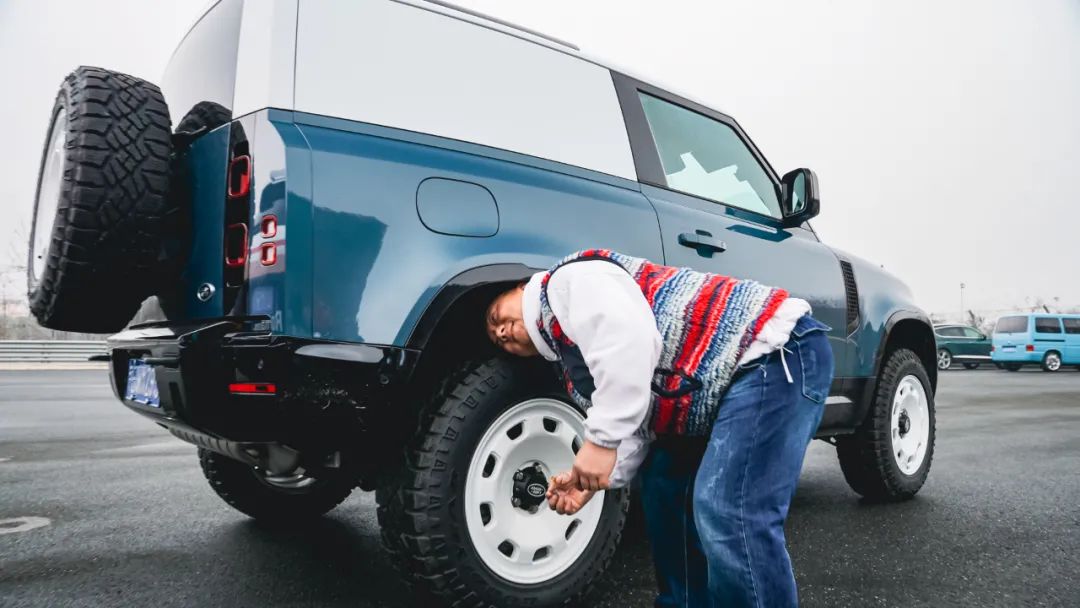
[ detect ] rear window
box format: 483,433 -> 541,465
1035,317 -> 1062,333
1064,319 -> 1080,334
994,316 -> 1028,334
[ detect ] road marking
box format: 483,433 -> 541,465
92,441 -> 192,454
0,517 -> 51,535
0,458 -> 10,463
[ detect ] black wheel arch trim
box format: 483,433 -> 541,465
405,263 -> 541,349
875,309 -> 938,389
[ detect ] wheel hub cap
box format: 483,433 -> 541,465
511,462 -> 549,513
898,411 -> 911,436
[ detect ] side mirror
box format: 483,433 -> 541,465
780,168 -> 820,228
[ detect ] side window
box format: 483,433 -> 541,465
1063,319 -> 1080,334
962,327 -> 983,338
637,93 -> 781,218
937,327 -> 961,337
1035,317 -> 1062,333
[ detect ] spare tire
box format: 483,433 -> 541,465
27,66 -> 173,333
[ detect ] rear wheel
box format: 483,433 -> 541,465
199,450 -> 355,524
377,358 -> 627,607
936,348 -> 952,370
837,349 -> 935,501
1042,352 -> 1062,372
962,362 -> 980,370
27,66 -> 173,332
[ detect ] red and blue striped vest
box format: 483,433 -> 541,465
535,249 -> 788,437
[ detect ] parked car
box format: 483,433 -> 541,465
25,1 -> 938,605
991,314 -> 1080,372
934,324 -> 992,369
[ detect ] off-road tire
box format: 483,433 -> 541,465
836,348 -> 936,501
199,449 -> 355,524
27,66 -> 173,333
962,362 -> 980,370
376,358 -> 629,607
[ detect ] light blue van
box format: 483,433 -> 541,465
991,314 -> 1080,372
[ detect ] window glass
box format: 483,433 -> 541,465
1063,319 -> 1080,335
994,316 -> 1028,334
961,327 -> 984,338
936,327 -> 959,337
638,93 -> 781,218
1035,317 -> 1062,333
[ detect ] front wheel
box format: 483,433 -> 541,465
937,348 -> 952,370
1042,352 -> 1062,372
377,358 -> 628,607
837,348 -> 936,501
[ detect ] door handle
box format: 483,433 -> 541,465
678,231 -> 727,254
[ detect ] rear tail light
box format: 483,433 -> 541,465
259,243 -> 277,266
227,155 -> 251,198
990,346 -> 995,352
1026,344 -> 1035,352
260,215 -> 277,237
229,382 -> 276,395
224,223 -> 248,267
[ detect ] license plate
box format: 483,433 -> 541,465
125,360 -> 160,407
1002,346 -> 1015,352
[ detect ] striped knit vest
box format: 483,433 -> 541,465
535,249 -> 788,437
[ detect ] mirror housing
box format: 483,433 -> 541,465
780,168 -> 820,228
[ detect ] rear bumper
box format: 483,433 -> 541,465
991,350 -> 1040,363
106,319 -> 419,453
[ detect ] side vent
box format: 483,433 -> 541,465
840,260 -> 860,335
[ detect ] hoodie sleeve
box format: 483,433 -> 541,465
545,261 -> 662,450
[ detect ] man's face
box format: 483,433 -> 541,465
486,284 -> 539,357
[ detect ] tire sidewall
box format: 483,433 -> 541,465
878,353 -> 936,490
425,360 -> 627,606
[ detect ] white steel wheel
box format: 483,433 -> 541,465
936,349 -> 951,370
1043,352 -> 1061,372
30,108 -> 67,289
464,398 -> 603,585
891,375 -> 930,475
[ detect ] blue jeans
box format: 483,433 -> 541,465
639,314 -> 834,608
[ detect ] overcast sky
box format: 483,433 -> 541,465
2,0 -> 1078,317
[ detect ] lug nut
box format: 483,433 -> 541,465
514,471 -> 524,481
512,497 -> 522,508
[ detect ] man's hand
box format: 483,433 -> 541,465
570,440 -> 617,491
547,472 -> 596,515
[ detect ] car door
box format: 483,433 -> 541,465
961,327 -> 990,357
612,75 -> 851,376
1063,318 -> 1080,364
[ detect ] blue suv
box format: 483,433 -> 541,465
25,2 -> 938,605
992,314 -> 1080,372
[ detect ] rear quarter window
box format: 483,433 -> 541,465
994,316 -> 1028,333
1063,319 -> 1080,334
1035,317 -> 1062,333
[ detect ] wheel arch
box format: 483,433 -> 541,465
877,311 -> 938,393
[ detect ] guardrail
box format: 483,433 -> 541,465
0,340 -> 107,363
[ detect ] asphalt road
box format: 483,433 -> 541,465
1,368 -> 1078,607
